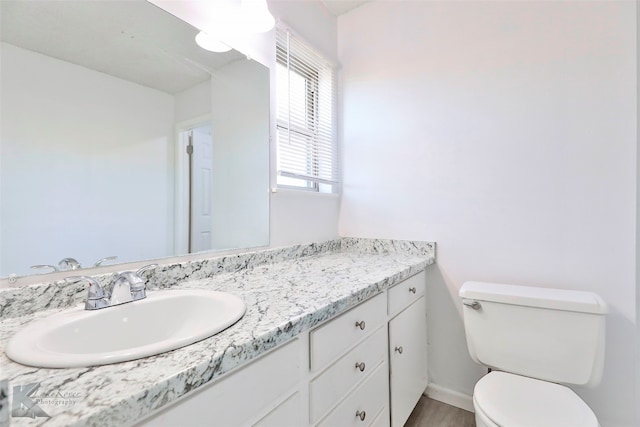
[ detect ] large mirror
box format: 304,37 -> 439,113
0,0 -> 270,279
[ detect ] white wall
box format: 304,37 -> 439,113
270,190 -> 340,247
0,43 -> 175,277
210,59 -> 270,250
338,2 -> 637,426
174,79 -> 212,124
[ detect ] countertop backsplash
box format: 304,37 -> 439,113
0,238 -> 434,320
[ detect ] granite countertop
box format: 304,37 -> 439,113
0,238 -> 435,426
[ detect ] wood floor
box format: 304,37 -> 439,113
404,396 -> 476,427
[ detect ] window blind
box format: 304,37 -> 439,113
276,27 -> 338,190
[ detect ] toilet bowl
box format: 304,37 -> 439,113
459,281 -> 607,427
472,371 -> 599,427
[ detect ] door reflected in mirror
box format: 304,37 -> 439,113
0,0 -> 270,278
185,124 -> 215,254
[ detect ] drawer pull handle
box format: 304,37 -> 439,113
409,287 -> 417,294
395,346 -> 404,354
356,410 -> 366,421
355,361 -> 366,372
355,320 -> 366,330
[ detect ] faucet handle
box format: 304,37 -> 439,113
111,264 -> 156,301
30,264 -> 59,273
66,276 -> 108,310
94,256 -> 118,267
131,264 -> 158,293
136,264 -> 158,277
59,258 -> 82,271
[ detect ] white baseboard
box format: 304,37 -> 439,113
425,383 -> 475,413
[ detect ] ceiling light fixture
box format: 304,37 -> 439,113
194,0 -> 274,53
239,0 -> 275,34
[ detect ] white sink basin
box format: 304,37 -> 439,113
6,289 -> 246,368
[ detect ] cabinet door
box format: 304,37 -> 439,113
252,392 -> 302,427
136,339 -> 301,426
389,296 -> 427,427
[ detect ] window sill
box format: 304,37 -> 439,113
271,187 -> 341,199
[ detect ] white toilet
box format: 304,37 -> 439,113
459,281 -> 607,427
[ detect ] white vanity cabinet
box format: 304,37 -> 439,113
388,273 -> 428,427
308,270 -> 428,427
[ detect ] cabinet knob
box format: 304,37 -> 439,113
355,320 -> 366,330
355,361 -> 366,372
356,410 -> 366,421
409,287 -> 417,294
395,346 -> 404,354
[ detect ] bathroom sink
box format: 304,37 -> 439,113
5,289 -> 246,368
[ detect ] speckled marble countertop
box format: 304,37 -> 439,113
0,238 -> 435,426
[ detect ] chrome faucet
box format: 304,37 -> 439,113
31,256 -> 117,273
66,264 -> 157,310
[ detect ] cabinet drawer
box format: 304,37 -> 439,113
137,339 -> 301,427
310,327 -> 387,423
310,292 -> 386,371
317,362 -> 389,427
388,271 -> 425,317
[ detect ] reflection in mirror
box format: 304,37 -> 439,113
0,0 -> 270,279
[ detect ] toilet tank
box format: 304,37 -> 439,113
459,281 -> 607,386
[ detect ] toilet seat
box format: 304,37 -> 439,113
474,371 -> 599,427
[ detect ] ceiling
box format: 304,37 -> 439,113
1,0 -> 371,94
320,0 -> 371,16
0,0 -> 244,94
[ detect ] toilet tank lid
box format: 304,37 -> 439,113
460,282 -> 607,314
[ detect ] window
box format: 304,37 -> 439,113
276,27 -> 338,192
